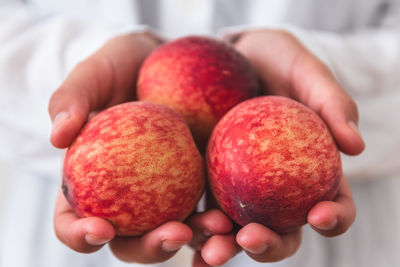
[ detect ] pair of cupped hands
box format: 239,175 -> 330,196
49,29 -> 365,266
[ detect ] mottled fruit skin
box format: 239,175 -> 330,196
63,102 -> 205,236
137,35 -> 259,153
207,96 -> 341,233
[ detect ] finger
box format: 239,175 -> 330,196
53,190 -> 115,253
48,33 -> 158,148
192,251 -> 212,267
236,223 -> 302,263
48,73 -> 92,149
307,175 -> 356,237
186,209 -> 233,250
109,221 -> 192,264
201,234 -> 240,266
289,52 -> 365,156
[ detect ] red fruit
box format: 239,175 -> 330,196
206,96 -> 341,233
137,35 -> 259,153
63,102 -> 205,236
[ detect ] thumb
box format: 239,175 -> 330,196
291,53 -> 365,156
48,55 -> 112,148
315,86 -> 364,156
48,33 -> 160,148
48,84 -> 91,149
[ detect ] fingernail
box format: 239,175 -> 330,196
52,112 -> 69,130
161,240 -> 187,253
244,243 -> 268,255
85,234 -> 111,246
316,217 -> 338,231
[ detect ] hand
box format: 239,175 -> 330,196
186,188 -> 348,266
54,190 -> 193,263
186,190 -> 239,266
48,32 -> 159,148
186,191 -> 301,266
233,28 -> 363,234
234,29 -> 365,155
49,32 -> 194,263
185,29 -> 365,266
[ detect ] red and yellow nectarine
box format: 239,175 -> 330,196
206,96 -> 341,233
137,35 -> 259,153
63,102 -> 205,236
